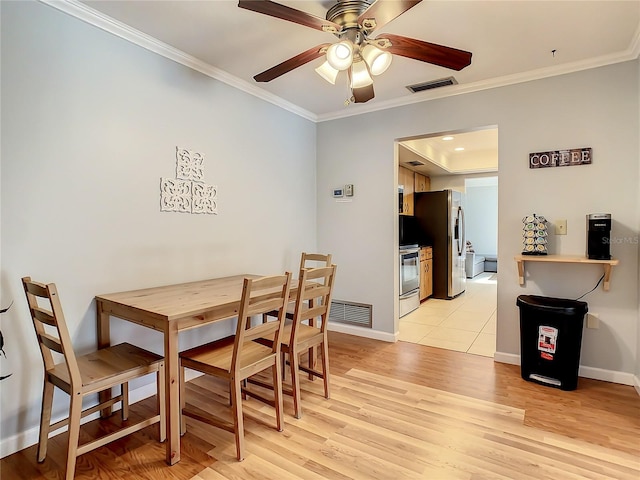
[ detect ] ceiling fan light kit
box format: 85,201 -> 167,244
350,59 -> 374,88
361,44 -> 392,76
315,61 -> 340,84
238,0 -> 472,105
326,41 -> 354,70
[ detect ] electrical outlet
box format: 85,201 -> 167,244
555,219 -> 567,235
586,313 -> 599,329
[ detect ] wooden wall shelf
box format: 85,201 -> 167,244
514,254 -> 619,291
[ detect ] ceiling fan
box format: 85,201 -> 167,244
238,0 -> 472,104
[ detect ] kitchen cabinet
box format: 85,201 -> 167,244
399,166 -> 414,215
414,172 -> 431,192
420,246 -> 433,301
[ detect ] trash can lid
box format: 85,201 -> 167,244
516,295 -> 588,315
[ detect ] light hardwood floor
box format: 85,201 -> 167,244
2,332 -> 638,479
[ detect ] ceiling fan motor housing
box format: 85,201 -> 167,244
326,0 -> 373,31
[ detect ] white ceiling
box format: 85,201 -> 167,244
73,0 -> 639,122
399,127 -> 498,177
59,1 -> 638,177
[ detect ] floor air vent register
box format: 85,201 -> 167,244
329,300 -> 373,328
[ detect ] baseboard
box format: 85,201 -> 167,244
0,370 -> 203,459
328,322 -> 396,342
493,350 -> 636,387
493,351 -> 520,366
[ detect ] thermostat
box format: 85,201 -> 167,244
332,188 -> 344,198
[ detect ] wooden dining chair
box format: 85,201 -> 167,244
179,273 -> 291,461
262,252 -> 332,320
261,253 -> 332,381
255,265 -> 336,419
22,277 -> 166,480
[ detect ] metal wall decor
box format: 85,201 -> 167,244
160,147 -> 217,214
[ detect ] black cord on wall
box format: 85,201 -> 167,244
574,274 -> 605,301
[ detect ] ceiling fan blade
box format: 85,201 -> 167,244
352,84 -> 375,103
254,44 -> 331,82
238,1 -> 342,33
358,0 -> 422,33
381,34 -> 472,71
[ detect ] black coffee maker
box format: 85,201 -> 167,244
586,214 -> 611,259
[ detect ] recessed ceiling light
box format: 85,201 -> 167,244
442,136 -> 454,141
455,147 -> 465,151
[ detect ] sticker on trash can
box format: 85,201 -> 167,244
538,326 -> 558,356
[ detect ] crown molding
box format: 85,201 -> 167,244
317,46 -> 640,122
40,0 -> 640,125
40,0 -> 317,122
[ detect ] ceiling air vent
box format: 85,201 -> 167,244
406,76 -> 458,93
406,159 -> 425,167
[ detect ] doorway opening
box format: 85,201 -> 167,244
397,127 -> 498,357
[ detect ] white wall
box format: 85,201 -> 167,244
636,57 -> 640,394
0,1 -> 317,454
429,174 -> 499,256
317,60 -> 639,382
465,183 -> 498,257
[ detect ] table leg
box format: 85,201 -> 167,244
164,323 -> 181,465
96,300 -> 113,417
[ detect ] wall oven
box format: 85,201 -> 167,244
399,245 -> 420,317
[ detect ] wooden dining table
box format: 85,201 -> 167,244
96,274 -> 268,465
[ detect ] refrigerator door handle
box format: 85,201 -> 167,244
455,206 -> 465,256
458,206 -> 466,257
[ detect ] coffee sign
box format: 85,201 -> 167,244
529,147 -> 592,169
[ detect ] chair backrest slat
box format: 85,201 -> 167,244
232,273 -> 291,372
38,332 -> 64,355
300,284 -> 331,302
290,265 -> 337,345
24,281 -> 49,298
298,304 -> 327,323
245,296 -> 287,318
33,307 -> 57,327
22,277 -> 83,387
299,253 -> 332,271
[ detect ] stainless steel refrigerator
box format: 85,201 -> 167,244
414,190 -> 466,299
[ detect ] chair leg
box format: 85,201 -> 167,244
290,351 -> 302,419
179,365 -> 186,436
37,380 -> 54,463
121,382 -> 129,421
230,378 -> 245,461
272,361 -> 284,431
320,340 -> 331,400
242,379 -> 248,401
281,352 -> 286,381
65,392 -> 83,480
158,364 -> 167,441
308,346 -> 316,381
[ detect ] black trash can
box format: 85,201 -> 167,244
516,295 -> 588,391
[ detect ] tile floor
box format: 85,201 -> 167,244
399,272 -> 497,357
